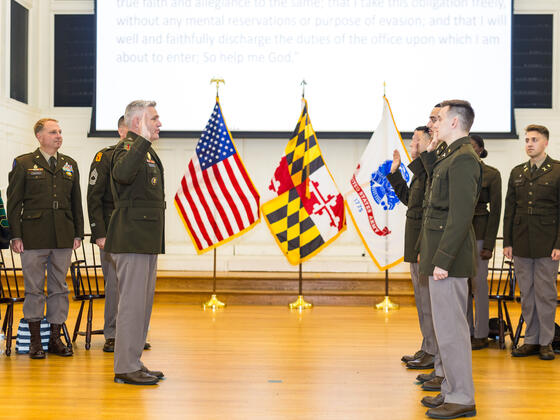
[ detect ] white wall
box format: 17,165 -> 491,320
0,0 -> 559,273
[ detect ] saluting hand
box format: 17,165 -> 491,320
427,130 -> 439,152
138,111 -> 151,141
390,149 -> 401,174
503,246 -> 513,260
10,239 -> 24,254
433,266 -> 448,281
552,249 -> 560,261
73,238 -> 82,250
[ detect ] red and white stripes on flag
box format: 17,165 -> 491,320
174,100 -> 260,253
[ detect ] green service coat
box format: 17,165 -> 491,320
472,162 -> 502,252
87,146 -> 116,242
7,148 -> 84,249
386,157 -> 426,263
419,137 -> 482,277
104,132 -> 165,255
503,155 -> 560,258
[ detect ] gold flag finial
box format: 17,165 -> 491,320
383,81 -> 386,97
210,78 -> 225,98
301,79 -> 307,98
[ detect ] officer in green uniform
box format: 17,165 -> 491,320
105,101 -> 165,385
419,100 -> 481,419
504,124 -> 560,361
87,115 -> 140,353
7,118 -> 83,359
387,126 -> 437,371
468,135 -> 502,350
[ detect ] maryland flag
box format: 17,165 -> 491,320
261,99 -> 345,265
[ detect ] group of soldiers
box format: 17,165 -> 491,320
387,100 -> 560,419
5,100 -> 166,385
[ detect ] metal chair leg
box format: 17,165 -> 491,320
503,302 -> 515,346
86,299 -> 93,350
514,314 -> 524,348
5,304 -> 13,356
498,300 -> 505,349
2,305 -> 8,335
73,301 -> 85,342
61,322 -> 72,350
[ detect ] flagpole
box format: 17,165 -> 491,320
203,77 -> 227,311
376,85 -> 399,312
289,263 -> 312,310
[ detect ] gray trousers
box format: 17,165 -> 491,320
100,250 -> 118,340
21,248 -> 72,324
467,240 -> 490,338
429,275 -> 475,405
514,256 -> 559,346
112,253 -> 157,374
410,263 -> 437,355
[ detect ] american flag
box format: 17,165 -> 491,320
174,100 -> 260,253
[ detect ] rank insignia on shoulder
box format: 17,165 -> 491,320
95,152 -> 103,162
89,168 -> 98,186
62,162 -> 74,176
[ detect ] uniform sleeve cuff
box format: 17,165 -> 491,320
432,249 -> 455,272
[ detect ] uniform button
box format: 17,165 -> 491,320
529,192 -> 533,195
53,194 -> 57,197
439,225 -> 443,229
53,184 -> 56,188
529,182 -> 533,186
529,201 -> 532,204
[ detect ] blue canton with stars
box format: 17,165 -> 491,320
196,103 -> 235,170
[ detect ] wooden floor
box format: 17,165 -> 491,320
1,300 -> 559,419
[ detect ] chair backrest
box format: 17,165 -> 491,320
488,237 -> 516,300
71,234 -> 104,299
0,248 -> 24,301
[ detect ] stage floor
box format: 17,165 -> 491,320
1,301 -> 558,419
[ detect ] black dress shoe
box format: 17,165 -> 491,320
421,393 -> 444,408
401,349 -> 424,363
144,342 -> 152,350
406,352 -> 434,370
417,370 -> 436,384
114,370 -> 159,385
422,376 -> 444,391
511,343 -> 540,357
426,402 -> 476,419
540,344 -> 555,360
103,338 -> 115,353
141,365 -> 164,379
471,337 -> 489,350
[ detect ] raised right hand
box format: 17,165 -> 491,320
390,149 -> 401,174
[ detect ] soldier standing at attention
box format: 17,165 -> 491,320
7,118 -> 83,359
468,135 -> 502,350
387,126 -> 437,371
504,124 -> 560,361
419,100 -> 481,419
87,116 -> 151,353
105,101 -> 165,385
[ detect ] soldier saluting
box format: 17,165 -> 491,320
7,118 -> 83,359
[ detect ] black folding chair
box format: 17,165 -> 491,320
487,238 -> 516,349
70,235 -> 105,350
0,248 -> 71,355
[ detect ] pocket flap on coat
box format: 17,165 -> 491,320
23,210 -> 42,220
425,217 -> 446,231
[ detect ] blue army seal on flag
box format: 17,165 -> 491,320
370,159 -> 409,210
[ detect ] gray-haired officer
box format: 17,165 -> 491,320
7,118 -> 83,359
504,124 -> 560,361
87,115 -> 153,353
105,101 -> 165,385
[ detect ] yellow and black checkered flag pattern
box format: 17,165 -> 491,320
262,99 -> 343,265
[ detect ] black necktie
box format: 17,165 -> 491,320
531,164 -> 537,174
49,156 -> 56,172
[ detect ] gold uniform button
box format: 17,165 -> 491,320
529,182 -> 533,186
53,194 -> 57,197
529,201 -> 532,204
529,192 -> 533,195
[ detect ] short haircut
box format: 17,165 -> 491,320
525,124 -> 549,140
124,100 -> 157,127
470,134 -> 488,158
33,118 -> 58,135
439,99 -> 475,131
415,125 -> 430,134
118,115 -> 126,129
434,103 -> 441,108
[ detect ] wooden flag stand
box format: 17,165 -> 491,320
203,248 -> 226,311
289,264 -> 313,310
375,269 -> 399,312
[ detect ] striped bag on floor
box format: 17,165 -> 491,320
15,318 -> 50,354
